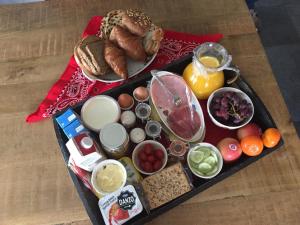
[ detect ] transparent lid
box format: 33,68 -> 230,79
169,140 -> 187,157
130,128 -> 146,144
150,70 -> 205,142
145,120 -> 162,138
100,123 -> 128,149
193,42 -> 232,72
135,103 -> 151,120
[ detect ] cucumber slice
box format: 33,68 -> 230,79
205,165 -> 219,176
190,151 -> 204,164
198,162 -> 212,173
202,148 -> 212,159
188,158 -> 199,169
193,147 -> 203,152
193,169 -> 205,176
204,156 -> 217,166
211,151 -> 219,162
194,147 -> 211,158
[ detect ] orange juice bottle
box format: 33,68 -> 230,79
183,43 -> 239,100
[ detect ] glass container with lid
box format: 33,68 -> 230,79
149,70 -> 205,142
169,140 -> 188,158
135,103 -> 151,123
145,120 -> 162,139
99,123 -> 129,159
183,42 -> 240,100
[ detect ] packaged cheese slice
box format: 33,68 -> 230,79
98,185 -> 143,225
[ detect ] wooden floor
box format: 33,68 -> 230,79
0,1 -> 299,225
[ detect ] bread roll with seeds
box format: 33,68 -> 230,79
120,9 -> 152,37
143,24 -> 164,55
101,9 -> 163,55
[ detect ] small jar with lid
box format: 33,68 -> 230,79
99,123 -> 129,159
135,103 -> 151,123
145,120 -> 162,139
168,140 -> 188,161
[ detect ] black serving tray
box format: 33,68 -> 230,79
53,53 -> 284,225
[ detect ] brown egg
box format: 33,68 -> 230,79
118,93 -> 133,109
134,86 -> 149,101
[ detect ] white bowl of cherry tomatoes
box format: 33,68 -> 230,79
132,140 -> 168,175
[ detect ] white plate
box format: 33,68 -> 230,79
80,52 -> 157,83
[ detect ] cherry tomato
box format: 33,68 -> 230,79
138,150 -> 147,161
144,144 -> 153,155
147,155 -> 156,163
141,161 -> 153,173
154,149 -> 164,160
153,160 -> 163,171
241,135 -> 264,156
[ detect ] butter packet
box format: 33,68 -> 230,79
98,185 -> 143,225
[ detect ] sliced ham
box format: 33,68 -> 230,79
151,74 -> 201,140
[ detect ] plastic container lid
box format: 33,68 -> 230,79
145,120 -> 161,138
81,95 -> 121,132
121,111 -> 136,128
169,140 -> 187,157
130,128 -> 146,144
149,70 -> 205,142
135,103 -> 151,120
100,123 -> 128,150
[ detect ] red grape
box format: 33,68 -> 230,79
211,91 -> 252,125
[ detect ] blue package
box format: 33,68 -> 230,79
63,119 -> 87,139
56,108 -> 78,129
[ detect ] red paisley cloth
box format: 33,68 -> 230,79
26,16 -> 223,123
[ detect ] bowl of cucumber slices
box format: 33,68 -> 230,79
187,143 -> 223,179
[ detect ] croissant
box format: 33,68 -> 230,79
104,40 -> 128,79
110,25 -> 147,61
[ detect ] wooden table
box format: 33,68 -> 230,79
0,0 -> 299,225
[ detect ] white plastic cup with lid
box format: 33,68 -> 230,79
91,159 -> 127,198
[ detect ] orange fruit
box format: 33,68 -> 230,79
241,135 -> 264,156
262,128 -> 281,148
